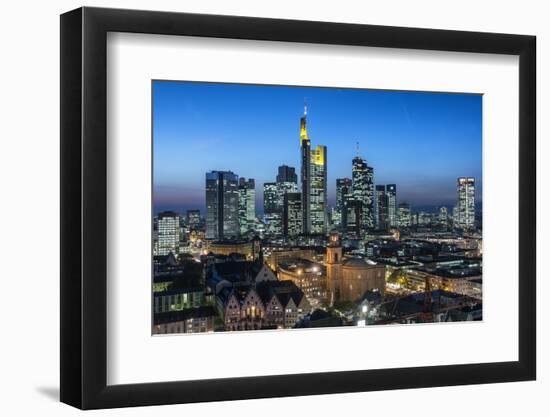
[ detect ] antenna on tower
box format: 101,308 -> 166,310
356,141 -> 360,157
304,98 -> 307,116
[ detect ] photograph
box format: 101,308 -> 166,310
152,81 -> 483,334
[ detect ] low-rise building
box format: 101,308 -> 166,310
153,287 -> 205,313
277,258 -> 327,302
215,280 -> 311,331
205,238 -> 261,261
152,306 -> 217,334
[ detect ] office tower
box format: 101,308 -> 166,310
276,165 -> 297,184
457,177 -> 476,230
336,178 -> 352,229
300,103 -> 312,234
263,182 -> 282,235
186,210 -> 201,229
310,145 -> 327,234
352,155 -> 375,233
439,206 -> 448,228
205,171 -> 240,240
386,184 -> 397,227
276,165 -> 298,207
397,202 -> 411,228
375,185 -> 389,230
342,194 -> 362,236
299,103 -> 328,235
238,178 -> 256,235
283,192 -> 302,237
157,211 -> 180,256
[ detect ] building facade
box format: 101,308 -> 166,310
277,164 -> 298,183
299,104 -> 327,235
326,233 -> 343,304
238,177 -> 256,235
398,202 -> 412,228
310,145 -> 328,234
205,171 -> 240,240
335,178 -> 352,229
186,210 -> 201,230
157,211 -> 180,256
352,155 -> 375,233
283,192 -> 302,237
375,185 -> 389,230
263,182 -> 282,235
300,105 -> 311,235
457,177 -> 475,230
386,184 -> 397,227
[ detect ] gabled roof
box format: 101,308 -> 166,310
255,280 -> 306,309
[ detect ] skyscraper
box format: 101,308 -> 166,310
457,177 -> 475,229
157,211 -> 180,255
186,209 -> 201,230
310,145 -> 327,234
439,206 -> 448,228
263,182 -> 282,235
238,177 -> 256,235
300,103 -> 311,234
397,202 -> 411,228
386,184 -> 397,227
375,185 -> 389,230
283,192 -> 302,237
276,165 -> 297,184
205,171 -> 240,240
352,155 -> 375,233
336,178 -> 352,212
299,103 -> 327,235
342,194 -> 362,236
276,166 -> 298,206
336,178 -> 352,229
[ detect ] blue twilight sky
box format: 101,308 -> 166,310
153,81 -> 482,215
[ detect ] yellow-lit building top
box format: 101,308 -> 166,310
300,115 -> 309,143
311,145 -> 326,165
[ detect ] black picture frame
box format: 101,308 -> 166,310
60,6 -> 536,410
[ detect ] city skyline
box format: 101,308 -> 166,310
153,81 -> 482,215
152,80 -> 483,335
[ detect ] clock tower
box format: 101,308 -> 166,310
326,233 -> 342,305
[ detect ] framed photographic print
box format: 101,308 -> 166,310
60,6 -> 536,410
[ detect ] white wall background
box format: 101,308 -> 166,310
0,0 -> 546,415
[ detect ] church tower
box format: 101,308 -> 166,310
326,233 -> 342,305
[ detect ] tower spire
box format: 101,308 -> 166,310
356,141 -> 360,157
300,99 -> 309,143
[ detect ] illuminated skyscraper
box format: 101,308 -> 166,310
205,171 -> 240,240
238,177 -> 256,235
457,177 -> 475,229
336,178 -> 352,229
398,202 -> 411,228
300,103 -> 312,234
299,103 -> 327,235
352,155 -> 375,233
283,192 -> 302,237
336,178 -> 352,211
439,206 -> 448,228
310,145 -> 327,234
386,184 -> 397,227
263,182 -> 282,235
375,185 -> 389,230
342,195 -> 362,236
157,211 -> 180,255
186,209 -> 201,230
